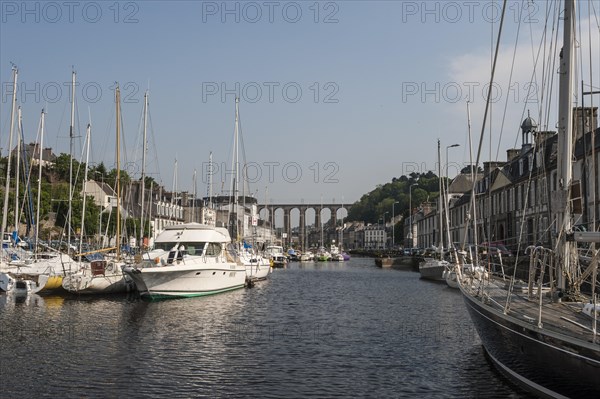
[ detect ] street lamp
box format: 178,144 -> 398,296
392,200 -> 399,249
382,212 -> 389,249
409,183 -> 418,248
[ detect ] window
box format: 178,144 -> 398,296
206,242 -> 222,256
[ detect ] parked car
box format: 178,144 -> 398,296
480,242 -> 513,257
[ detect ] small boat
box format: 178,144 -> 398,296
316,247 -> 331,262
299,251 -> 314,262
418,257 -> 447,281
0,272 -> 51,295
442,266 -> 458,288
265,245 -> 287,268
239,244 -> 271,280
0,251 -> 80,294
375,256 -> 393,268
62,258 -> 136,294
123,223 -> 246,299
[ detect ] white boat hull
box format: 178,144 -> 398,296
244,261 -> 271,280
0,272 -> 50,295
124,262 -> 246,299
62,269 -> 135,294
419,258 -> 447,281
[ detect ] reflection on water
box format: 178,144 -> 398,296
0,258 -> 529,398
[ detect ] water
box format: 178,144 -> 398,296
0,258 -> 530,398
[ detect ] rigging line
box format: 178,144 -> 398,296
542,2 -> 561,133
495,0 -> 526,160
586,0 -> 597,231
147,104 -> 163,187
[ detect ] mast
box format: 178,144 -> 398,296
208,151 -> 213,209
14,107 -> 21,234
115,85 -> 121,260
467,101 -> 478,250
1,66 -> 18,247
68,70 -> 76,254
35,110 -> 45,258
437,139 -> 443,253
230,97 -> 241,240
19,106 -> 35,236
556,0 -> 575,290
140,91 -> 148,242
79,123 -> 91,256
171,158 -> 178,222
192,169 -> 197,222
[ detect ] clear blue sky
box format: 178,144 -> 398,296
1,1 -> 599,207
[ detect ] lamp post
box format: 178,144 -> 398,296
409,183 -> 418,248
382,212 -> 389,249
445,144 -> 460,246
392,200 -> 399,249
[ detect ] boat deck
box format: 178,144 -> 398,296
464,275 -> 599,345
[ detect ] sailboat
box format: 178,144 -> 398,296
62,85 -> 134,294
459,1 -> 600,396
1,72 -> 81,293
227,97 -> 271,280
419,140 -> 449,281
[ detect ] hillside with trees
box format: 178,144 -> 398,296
347,171 -> 445,245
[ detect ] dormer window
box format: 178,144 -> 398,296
519,159 -> 524,175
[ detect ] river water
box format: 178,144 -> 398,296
0,257 -> 530,398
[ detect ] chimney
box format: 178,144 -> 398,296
533,131 -> 556,146
506,148 -> 521,162
574,107 -> 598,140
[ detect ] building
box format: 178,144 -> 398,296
364,224 -> 386,249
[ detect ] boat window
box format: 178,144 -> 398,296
206,242 -> 221,256
154,242 -> 206,254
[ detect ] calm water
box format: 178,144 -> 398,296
0,258 -> 530,398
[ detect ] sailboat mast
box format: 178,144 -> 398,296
35,109 -> 45,257
140,91 -> 148,242
1,66 -> 18,246
192,169 -> 197,222
556,0 -> 575,290
437,139 -> 443,252
233,97 -> 240,239
67,70 -> 76,254
14,107 -> 22,234
115,85 -> 121,260
467,101 -> 478,249
79,123 -> 91,255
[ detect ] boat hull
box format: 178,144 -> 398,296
418,259 -> 446,281
461,287 -> 600,397
0,272 -> 60,294
62,272 -> 134,294
244,262 -> 271,280
124,263 -> 246,299
375,257 -> 393,268
443,269 -> 459,288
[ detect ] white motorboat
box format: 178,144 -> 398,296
265,245 -> 287,267
239,245 -> 271,280
123,223 -> 246,299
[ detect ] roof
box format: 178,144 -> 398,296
157,223 -> 231,243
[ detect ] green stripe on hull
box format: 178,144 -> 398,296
142,284 -> 245,301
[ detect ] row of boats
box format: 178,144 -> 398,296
0,223 -> 351,299
0,223 -> 272,299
